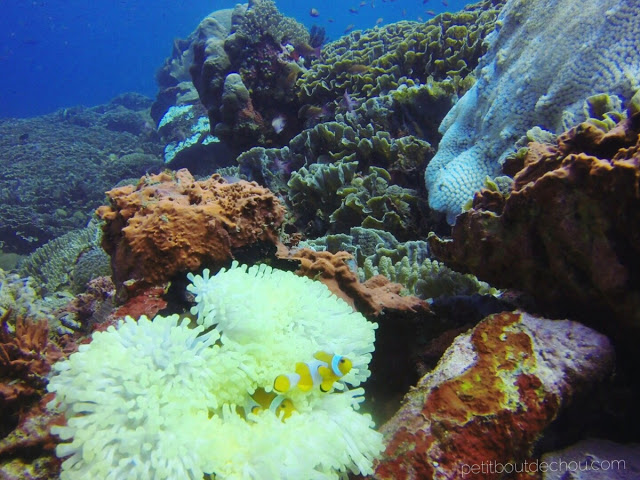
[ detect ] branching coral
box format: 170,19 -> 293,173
48,263 -> 383,479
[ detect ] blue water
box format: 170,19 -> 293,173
0,0 -> 471,119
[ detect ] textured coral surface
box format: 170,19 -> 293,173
285,248 -> 430,316
0,96 -> 163,254
298,0 -> 504,108
97,169 -> 285,291
0,314 -> 65,480
425,0 -> 640,222
375,311 -> 614,479
429,113 -> 640,342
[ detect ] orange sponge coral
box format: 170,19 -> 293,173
97,169 -> 285,292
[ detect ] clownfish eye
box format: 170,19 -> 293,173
339,358 -> 346,364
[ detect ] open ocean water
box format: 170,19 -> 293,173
0,0 -> 471,118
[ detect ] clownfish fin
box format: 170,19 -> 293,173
313,351 -> 333,364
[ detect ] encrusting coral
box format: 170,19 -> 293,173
284,248 -> 430,316
428,105 -> 640,345
375,311 -> 615,479
1,313 -> 61,414
96,169 -> 285,293
47,262 -> 383,479
0,311 -> 65,480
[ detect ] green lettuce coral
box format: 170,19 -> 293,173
48,262 -> 382,479
297,0 -> 505,108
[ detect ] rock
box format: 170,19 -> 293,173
375,311 -> 614,480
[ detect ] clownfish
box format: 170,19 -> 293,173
243,387 -> 296,421
273,352 -> 353,394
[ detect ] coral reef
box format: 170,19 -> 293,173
237,108 -> 434,239
0,314 -> 61,416
300,227 -> 495,300
284,248 -> 430,316
18,221 -> 107,295
0,97 -> 163,254
53,277 -> 115,336
0,396 -> 64,480
190,0 -> 311,150
156,103 -> 222,165
428,112 -> 640,344
362,246 -> 496,300
297,0 -> 505,110
152,9 -> 233,123
375,311 -> 615,479
48,263 -> 382,479
288,161 -> 427,240
425,0 -> 640,223
0,270 -> 53,325
0,312 -> 65,480
96,169 -> 285,293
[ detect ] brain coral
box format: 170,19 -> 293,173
96,169 -> 285,292
48,262 -> 382,479
425,0 -> 640,223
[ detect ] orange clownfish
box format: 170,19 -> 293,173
243,387 -> 296,421
273,352 -> 353,394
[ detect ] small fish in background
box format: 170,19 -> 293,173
349,7 -> 359,13
347,64 -> 369,74
442,0 -> 449,6
344,23 -> 355,33
375,17 -> 384,25
299,104 -> 332,127
271,114 -> 287,134
417,15 -> 424,21
309,7 -> 319,17
327,17 -> 335,22
342,90 -> 358,113
426,9 -> 436,15
293,42 -> 322,60
359,0 -> 367,6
